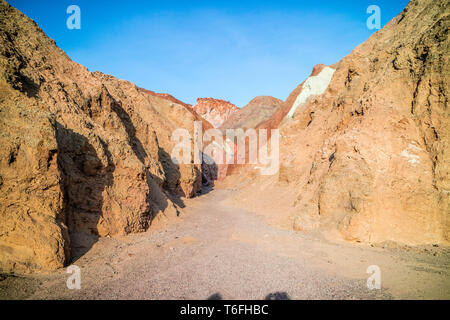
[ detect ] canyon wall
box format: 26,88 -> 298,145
0,0 -> 206,273
229,0 -> 449,245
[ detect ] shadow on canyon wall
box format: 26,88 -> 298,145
56,123 -> 112,263
56,101 -> 218,264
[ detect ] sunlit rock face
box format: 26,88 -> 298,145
228,0 -> 450,246
0,0 -> 206,273
193,98 -> 239,128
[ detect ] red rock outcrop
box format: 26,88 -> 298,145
192,98 -> 239,128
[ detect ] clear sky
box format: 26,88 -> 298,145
8,0 -> 409,107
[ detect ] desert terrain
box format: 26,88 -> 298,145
2,184 -> 449,300
0,0 -> 449,300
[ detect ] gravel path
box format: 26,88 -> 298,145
1,188 -> 449,300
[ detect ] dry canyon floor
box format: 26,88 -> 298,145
1,184 -> 449,300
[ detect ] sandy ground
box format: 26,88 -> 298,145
1,184 -> 449,300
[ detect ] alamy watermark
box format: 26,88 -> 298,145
66,5 -> 81,30
366,5 -> 381,30
171,121 -> 280,175
366,265 -> 381,290
66,265 -> 81,290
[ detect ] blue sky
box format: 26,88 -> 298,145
8,0 -> 409,107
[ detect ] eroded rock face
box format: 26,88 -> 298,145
283,0 -> 449,245
231,0 -> 449,245
0,0 -> 206,273
193,98 -> 239,128
0,84 -> 69,273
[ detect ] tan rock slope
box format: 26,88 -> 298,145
227,0 -> 449,245
0,0 -> 208,273
192,98 -> 239,128
221,96 -> 283,130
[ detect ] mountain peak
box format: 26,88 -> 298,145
192,98 -> 239,128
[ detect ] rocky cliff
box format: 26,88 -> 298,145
0,0 -> 206,273
227,0 -> 449,245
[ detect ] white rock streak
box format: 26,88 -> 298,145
400,143 -> 422,166
286,66 -> 336,119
